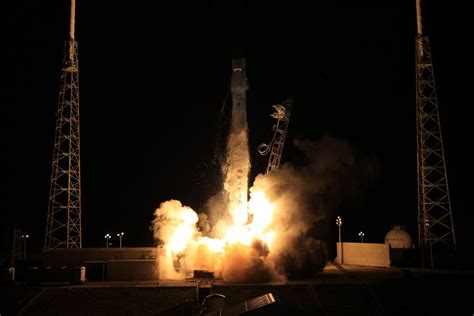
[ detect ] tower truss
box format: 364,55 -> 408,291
416,3 -> 456,267
45,0 -> 82,250
258,99 -> 293,174
11,225 -> 22,262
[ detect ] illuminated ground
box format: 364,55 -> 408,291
2,263 -> 473,315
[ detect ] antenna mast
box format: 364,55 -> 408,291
45,0 -> 82,250
415,0 -> 456,268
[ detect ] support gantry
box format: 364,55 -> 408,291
258,99 -> 293,174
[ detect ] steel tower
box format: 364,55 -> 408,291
415,0 -> 456,267
45,0 -> 82,250
258,99 -> 293,173
11,225 -> 22,263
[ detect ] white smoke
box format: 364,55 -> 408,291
152,136 -> 380,282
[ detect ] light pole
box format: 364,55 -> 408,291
21,234 -> 29,259
336,216 -> 342,244
358,231 -> 365,243
336,216 -> 343,264
117,232 -> 124,248
105,233 -> 111,248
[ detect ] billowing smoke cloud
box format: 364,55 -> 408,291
152,135 -> 379,282
152,200 -> 225,279
249,135 -> 379,278
222,240 -> 284,283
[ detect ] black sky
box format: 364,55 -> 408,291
2,0 -> 471,263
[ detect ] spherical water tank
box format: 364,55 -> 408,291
384,225 -> 413,249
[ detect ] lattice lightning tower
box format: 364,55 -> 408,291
45,0 -> 82,250
415,0 -> 456,267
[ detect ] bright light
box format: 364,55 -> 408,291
153,185 -> 281,280
104,233 -> 112,248
116,232 -> 125,248
336,216 -> 342,226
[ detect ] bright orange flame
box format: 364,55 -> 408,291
167,206 -> 199,253
155,188 -> 277,279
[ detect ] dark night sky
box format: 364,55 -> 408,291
2,1 -> 471,263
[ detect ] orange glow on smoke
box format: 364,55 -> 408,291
154,186 -> 280,280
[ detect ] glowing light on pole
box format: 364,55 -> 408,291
336,216 -> 342,243
336,216 -> 343,264
117,232 -> 124,248
105,234 -> 111,248
358,231 -> 365,243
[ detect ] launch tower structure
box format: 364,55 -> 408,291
258,99 -> 293,174
45,0 -> 82,250
11,225 -> 22,262
415,0 -> 456,267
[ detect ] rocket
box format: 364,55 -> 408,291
230,58 -> 249,131
225,58 -> 250,220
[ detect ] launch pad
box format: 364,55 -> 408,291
3,263 -> 473,315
